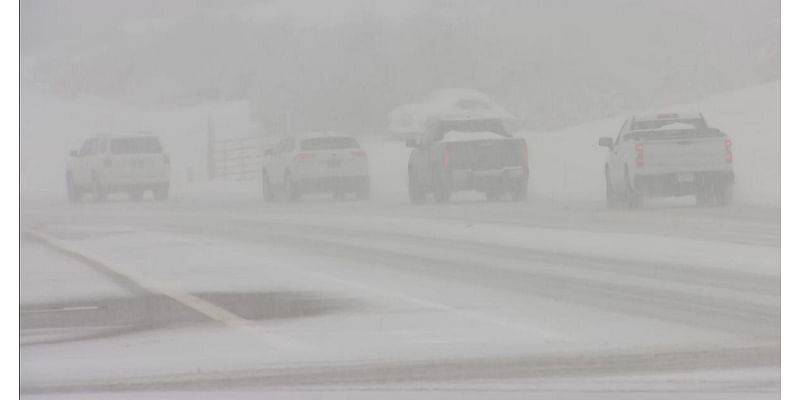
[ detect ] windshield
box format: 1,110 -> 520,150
632,118 -> 708,131
300,137 -> 360,150
431,119 -> 510,141
109,137 -> 163,154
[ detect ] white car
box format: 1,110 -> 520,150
599,113 -> 734,208
261,134 -> 370,202
66,134 -> 171,202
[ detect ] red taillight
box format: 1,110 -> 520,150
522,141 -> 529,163
724,139 -> 733,163
351,149 -> 366,157
635,143 -> 644,168
443,149 -> 450,168
295,152 -> 315,161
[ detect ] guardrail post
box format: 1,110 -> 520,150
207,116 -> 216,180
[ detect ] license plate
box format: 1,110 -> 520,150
327,160 -> 341,168
677,173 -> 694,183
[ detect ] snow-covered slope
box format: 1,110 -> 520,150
22,81 -> 779,208
21,87 -> 256,195
525,80 -> 779,206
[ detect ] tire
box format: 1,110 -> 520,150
284,173 -> 301,202
433,170 -> 452,203
695,188 -> 712,207
154,184 -> 169,201
66,174 -> 81,203
623,169 -> 641,209
356,178 -> 370,200
605,170 -> 620,209
261,170 -> 273,202
509,180 -> 528,202
485,190 -> 502,202
715,182 -> 733,207
408,168 -> 426,204
91,175 -> 107,202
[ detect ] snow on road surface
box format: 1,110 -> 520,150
20,82 -> 779,397
21,194 -> 779,397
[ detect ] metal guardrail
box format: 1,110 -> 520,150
208,134 -> 271,181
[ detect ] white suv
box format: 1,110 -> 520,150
262,134 -> 370,202
66,135 -> 171,202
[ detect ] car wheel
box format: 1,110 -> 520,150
284,173 -> 300,202
509,180 -> 528,202
715,182 -> 733,207
66,174 -> 81,203
605,171 -> 620,209
154,185 -> 169,201
261,170 -> 273,202
408,168 -> 426,204
433,170 -> 452,203
356,178 -> 370,200
624,170 -> 641,209
485,189 -> 502,202
695,187 -> 712,207
92,176 -> 107,202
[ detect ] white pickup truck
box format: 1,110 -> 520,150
66,135 -> 171,202
598,113 -> 734,208
261,133 -> 370,202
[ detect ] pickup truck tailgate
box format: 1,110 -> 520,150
445,138 -> 527,170
634,129 -> 730,172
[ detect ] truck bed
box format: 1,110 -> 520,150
443,137 -> 527,171
632,128 -> 730,173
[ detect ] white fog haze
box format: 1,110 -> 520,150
20,1 -> 780,399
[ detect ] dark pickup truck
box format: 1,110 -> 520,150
406,117 -> 529,203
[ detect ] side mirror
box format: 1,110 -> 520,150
598,137 -> 614,148
69,150 -> 78,157
405,139 -> 419,148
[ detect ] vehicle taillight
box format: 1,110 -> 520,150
295,152 -> 315,161
724,139 -> 733,163
635,143 -> 644,168
351,149 -> 367,157
522,141 -> 529,163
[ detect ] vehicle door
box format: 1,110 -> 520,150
608,119 -> 629,188
95,137 -> 109,180
73,138 -> 98,186
268,137 -> 294,185
264,139 -> 282,185
411,129 -> 432,186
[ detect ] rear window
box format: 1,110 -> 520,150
110,137 -> 163,155
300,137 -> 360,151
632,118 -> 707,131
430,118 -> 510,141
441,130 -> 507,142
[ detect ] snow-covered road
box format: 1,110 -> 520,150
20,190 -> 779,398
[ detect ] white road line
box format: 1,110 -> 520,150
285,255 -> 561,340
21,306 -> 100,314
24,229 -> 305,352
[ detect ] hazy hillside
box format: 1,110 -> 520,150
22,0 -> 779,134
527,80 -> 780,206
22,80 -> 779,208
